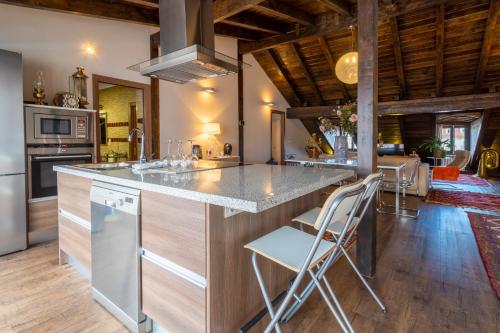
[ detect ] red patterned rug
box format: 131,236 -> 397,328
425,190 -> 500,212
456,174 -> 491,186
467,212 -> 500,300
435,174 -> 491,186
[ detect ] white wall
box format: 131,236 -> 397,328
0,4 -> 154,104
158,37 -> 239,157
0,4 -> 308,162
243,54 -> 309,163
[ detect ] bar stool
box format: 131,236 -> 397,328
283,173 -> 387,324
378,161 -> 420,218
244,181 -> 367,333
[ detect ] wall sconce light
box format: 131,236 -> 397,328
85,46 -> 96,56
265,102 -> 275,107
203,87 -> 216,93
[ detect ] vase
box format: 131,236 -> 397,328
334,136 -> 348,159
433,148 -> 443,158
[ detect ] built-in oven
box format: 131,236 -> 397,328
25,106 -> 93,145
28,147 -> 93,199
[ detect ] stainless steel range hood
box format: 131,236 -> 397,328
128,0 -> 247,84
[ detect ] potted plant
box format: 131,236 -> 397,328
419,137 -> 451,158
305,133 -> 322,158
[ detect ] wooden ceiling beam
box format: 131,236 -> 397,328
264,49 -> 303,107
286,93 -> 500,118
240,12 -> 351,53
388,16 -> 407,99
255,0 -> 315,26
223,15 -> 286,34
122,0 -> 159,9
214,24 -> 260,41
0,0 -> 269,27
378,93 -> 500,114
213,0 -> 266,23
435,4 -> 445,97
317,36 -> 350,101
289,43 -> 324,105
316,0 -> 352,17
0,0 -> 159,25
239,0 -> 460,54
474,0 -> 500,93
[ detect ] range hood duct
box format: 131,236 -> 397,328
129,0 -> 247,84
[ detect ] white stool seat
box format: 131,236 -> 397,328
244,226 -> 335,272
292,207 -> 359,235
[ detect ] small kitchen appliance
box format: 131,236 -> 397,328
223,143 -> 233,156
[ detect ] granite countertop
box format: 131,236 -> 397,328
285,157 -> 408,170
285,157 -> 358,167
54,163 -> 354,213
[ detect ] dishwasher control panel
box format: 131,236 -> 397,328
90,182 -> 140,215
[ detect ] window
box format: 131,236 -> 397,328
439,125 -> 468,154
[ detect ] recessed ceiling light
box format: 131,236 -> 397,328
265,102 -> 275,107
203,87 -> 216,93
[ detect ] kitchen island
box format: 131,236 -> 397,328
54,162 -> 354,333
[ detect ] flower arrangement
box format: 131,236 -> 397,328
318,102 -> 357,136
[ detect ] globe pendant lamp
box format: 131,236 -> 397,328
335,26 -> 358,84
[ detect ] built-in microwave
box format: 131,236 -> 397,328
25,105 -> 93,145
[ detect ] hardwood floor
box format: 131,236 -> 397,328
0,243 -> 128,333
0,187 -> 498,332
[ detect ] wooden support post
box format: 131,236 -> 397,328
150,33 -> 160,159
435,4 -> 445,97
356,0 -> 378,277
238,42 -> 245,162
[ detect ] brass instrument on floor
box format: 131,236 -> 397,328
478,149 -> 499,178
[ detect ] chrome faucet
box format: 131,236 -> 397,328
128,128 -> 146,164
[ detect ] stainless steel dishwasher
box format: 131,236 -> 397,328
90,181 -> 150,333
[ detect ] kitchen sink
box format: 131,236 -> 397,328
74,162 -> 132,171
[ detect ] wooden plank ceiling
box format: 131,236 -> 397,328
247,0 -> 500,107
4,0 -> 498,108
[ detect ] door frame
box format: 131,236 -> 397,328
128,102 -> 138,160
270,110 -> 285,164
92,74 -> 151,163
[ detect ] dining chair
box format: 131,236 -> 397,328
244,181 -> 367,333
283,173 -> 387,323
447,150 -> 470,170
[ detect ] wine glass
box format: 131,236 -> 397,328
162,139 -> 174,167
174,140 -> 186,168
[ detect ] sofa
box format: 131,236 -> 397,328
377,155 -> 430,197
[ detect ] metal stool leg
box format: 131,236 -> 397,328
252,253 -> 282,333
282,249 -> 343,322
339,247 -> 386,312
308,270 -> 351,333
321,275 -> 355,333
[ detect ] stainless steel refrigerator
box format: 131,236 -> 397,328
0,49 -> 27,255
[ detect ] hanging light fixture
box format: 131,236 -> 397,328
335,26 -> 358,84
